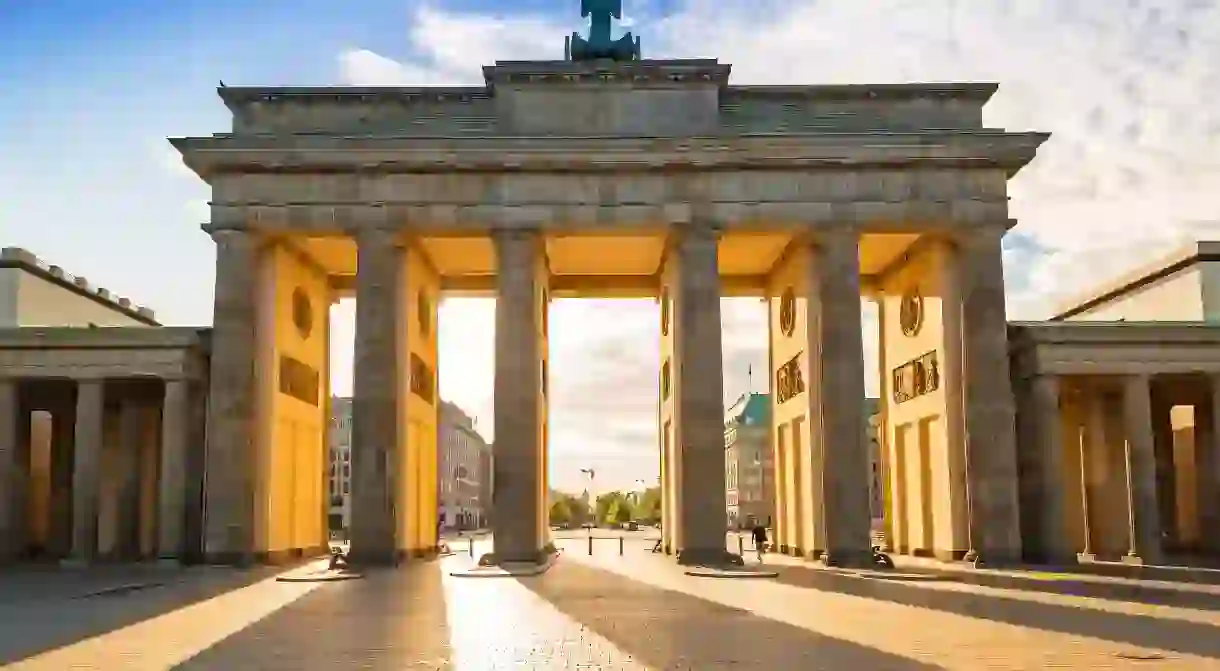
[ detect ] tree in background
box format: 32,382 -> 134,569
594,490 -> 637,526
636,486 -> 662,524
549,497 -> 573,526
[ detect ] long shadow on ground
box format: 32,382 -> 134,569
776,565 -> 1220,660
895,564 -> 1220,612
521,561 -> 940,670
175,565 -> 452,670
0,564 -> 286,666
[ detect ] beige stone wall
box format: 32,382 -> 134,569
395,245 -> 441,555
877,241 -> 968,557
658,254 -> 680,552
1066,267 -> 1205,321
766,246 -> 822,556
254,244 -> 329,555
3,269 -> 150,327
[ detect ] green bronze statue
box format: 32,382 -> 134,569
565,0 -> 641,61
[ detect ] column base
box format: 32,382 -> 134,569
820,549 -> 875,569
1030,550 -> 1080,568
932,549 -> 970,562
203,551 -> 258,567
476,546 -> 554,567
345,547 -> 400,568
963,548 -> 1023,569
676,547 -> 744,567
59,557 -> 92,569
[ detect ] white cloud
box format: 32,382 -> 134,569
334,0 -> 1220,491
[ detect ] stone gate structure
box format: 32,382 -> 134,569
167,42 -> 1049,567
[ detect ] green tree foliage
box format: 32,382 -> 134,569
637,486 -> 662,523
593,490 -> 638,526
549,497 -> 573,526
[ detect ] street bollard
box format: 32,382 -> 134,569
619,537 -> 624,556
468,536 -> 474,557
587,535 -> 594,556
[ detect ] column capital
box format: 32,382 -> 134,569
1124,372 -> 1154,387
207,227 -> 255,244
666,220 -> 722,244
491,226 -> 543,241
949,224 -> 1008,249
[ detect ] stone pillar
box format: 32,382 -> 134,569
115,399 -> 145,559
491,229 -> 547,564
956,226 -> 1022,565
1030,374 -> 1073,563
873,297 -> 895,551
0,379 -> 19,562
48,403 -> 75,558
1122,374 -> 1163,564
1149,392 -> 1177,548
1197,375 -> 1220,556
666,224 -> 730,566
203,229 -> 261,564
348,228 -> 405,566
158,379 -> 190,560
68,380 -> 105,564
809,230 -> 872,567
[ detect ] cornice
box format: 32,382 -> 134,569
171,131 -> 1049,177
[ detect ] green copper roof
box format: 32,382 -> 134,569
725,392 -> 770,427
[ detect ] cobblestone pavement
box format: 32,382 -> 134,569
4,538 -> 1220,670
561,539 -> 1220,669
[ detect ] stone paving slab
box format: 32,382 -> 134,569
7,545 -> 1220,670
569,546 -> 1220,669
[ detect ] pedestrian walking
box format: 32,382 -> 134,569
751,523 -> 768,563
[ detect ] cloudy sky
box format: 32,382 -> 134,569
3,0 -> 1219,492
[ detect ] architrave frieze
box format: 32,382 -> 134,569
170,131 -> 1048,177
201,198 -> 1011,235
1008,322 -> 1220,378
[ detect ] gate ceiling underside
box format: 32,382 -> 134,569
303,231 -> 920,298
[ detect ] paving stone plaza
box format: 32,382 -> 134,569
3,533 -> 1220,669
5,2 -> 1220,668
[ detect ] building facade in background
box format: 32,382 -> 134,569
327,397 -> 491,533
327,397 -> 353,531
725,392 -> 772,529
438,400 -> 491,530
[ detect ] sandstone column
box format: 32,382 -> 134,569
809,230 -> 872,567
203,229 -> 261,564
0,379 -> 19,561
491,229 -> 547,564
956,226 -> 1022,565
1196,374 -> 1220,556
349,228 -> 405,566
1030,374 -> 1073,563
48,402 -> 75,558
158,379 -> 190,560
1122,374 -> 1163,564
116,398 -> 145,559
68,380 -> 104,564
666,224 -> 729,566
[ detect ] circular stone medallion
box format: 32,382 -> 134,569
900,291 -> 924,337
779,287 -> 796,336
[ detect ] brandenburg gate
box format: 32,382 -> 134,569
171,9 -> 1047,567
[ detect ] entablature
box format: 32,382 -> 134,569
172,131 -> 1048,178
1009,321 -> 1220,377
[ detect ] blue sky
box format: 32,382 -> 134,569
3,0 -> 1220,491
